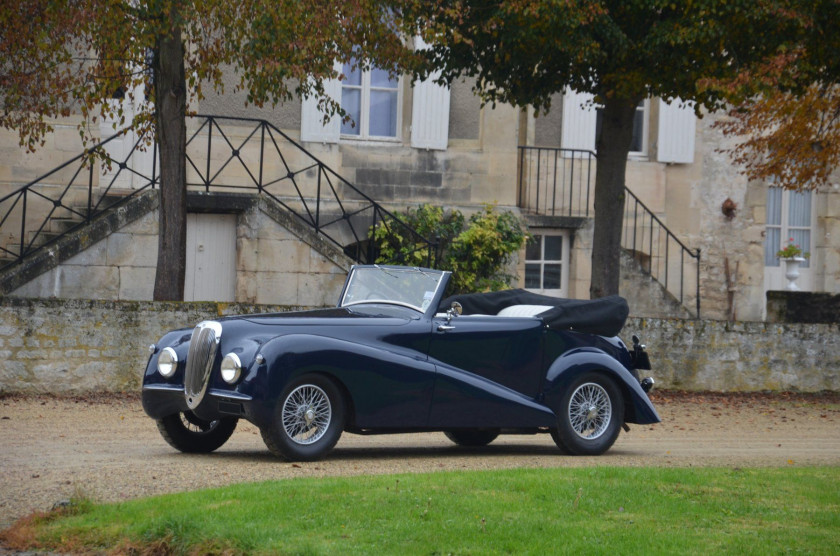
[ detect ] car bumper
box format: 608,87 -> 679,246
142,384 -> 264,424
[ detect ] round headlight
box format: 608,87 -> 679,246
220,353 -> 242,384
157,347 -> 178,378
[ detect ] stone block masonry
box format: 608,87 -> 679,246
0,297 -> 837,394
628,317 -> 839,392
0,297 -> 305,394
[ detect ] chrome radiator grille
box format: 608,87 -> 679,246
184,321 -> 222,409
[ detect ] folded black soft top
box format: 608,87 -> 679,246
440,289 -> 629,337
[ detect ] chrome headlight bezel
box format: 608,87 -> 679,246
220,353 -> 243,384
157,347 -> 178,378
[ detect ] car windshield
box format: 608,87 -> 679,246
340,266 -> 445,312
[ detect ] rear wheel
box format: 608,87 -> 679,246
444,429 -> 500,447
261,374 -> 345,461
156,412 -> 238,453
551,372 -> 624,456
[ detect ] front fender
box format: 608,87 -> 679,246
543,348 -> 660,425
249,333 -> 437,429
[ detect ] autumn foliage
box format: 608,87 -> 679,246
0,0 -> 414,300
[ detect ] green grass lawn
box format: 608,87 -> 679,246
3,467 -> 838,555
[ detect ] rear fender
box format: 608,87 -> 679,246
543,348 -> 661,425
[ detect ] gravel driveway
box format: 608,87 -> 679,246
1,391 -> 839,528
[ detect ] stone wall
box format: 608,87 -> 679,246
766,290 -> 840,324
629,317 -> 839,392
1,297 -> 836,394
0,297 -> 303,393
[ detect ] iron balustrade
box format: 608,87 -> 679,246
518,145 -> 701,318
184,115 -> 435,266
518,146 -> 595,218
0,115 -> 436,273
0,128 -> 158,270
623,188 -> 701,319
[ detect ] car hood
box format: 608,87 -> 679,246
229,306 -> 414,327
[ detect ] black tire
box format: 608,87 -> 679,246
551,371 -> 624,456
156,412 -> 238,453
261,374 -> 345,462
444,429 -> 500,447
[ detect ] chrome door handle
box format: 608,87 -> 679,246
437,324 -> 455,332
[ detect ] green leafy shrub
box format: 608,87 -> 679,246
371,204 -> 528,294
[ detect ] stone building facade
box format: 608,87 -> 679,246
1,70 -> 838,321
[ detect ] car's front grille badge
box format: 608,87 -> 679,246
184,321 -> 222,409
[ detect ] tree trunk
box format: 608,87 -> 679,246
152,19 -> 187,301
590,97 -> 639,299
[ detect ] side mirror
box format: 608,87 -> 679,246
446,301 -> 462,321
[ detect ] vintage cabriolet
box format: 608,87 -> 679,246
142,265 -> 659,461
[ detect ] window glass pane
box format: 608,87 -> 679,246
544,236 -> 563,261
788,190 -> 811,227
369,90 -> 397,137
340,88 -> 361,135
630,108 -> 644,152
595,106 -> 644,152
766,187 -> 782,226
370,67 -> 397,89
526,235 -> 542,260
789,229 -> 811,268
543,264 -> 562,289
525,264 -> 541,288
342,62 -> 362,86
764,227 -> 780,267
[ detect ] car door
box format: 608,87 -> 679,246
425,314 -> 548,427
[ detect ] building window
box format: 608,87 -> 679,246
340,61 -> 400,139
524,231 -> 570,295
595,100 -> 648,155
765,187 -> 813,268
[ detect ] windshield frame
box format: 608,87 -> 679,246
338,265 -> 449,315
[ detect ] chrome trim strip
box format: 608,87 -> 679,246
142,384 -> 184,393
208,389 -> 253,402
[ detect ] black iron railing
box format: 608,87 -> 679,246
518,145 -> 701,318
623,188 -> 701,319
0,115 -> 435,272
518,146 -> 595,217
184,115 -> 435,265
0,128 -> 158,270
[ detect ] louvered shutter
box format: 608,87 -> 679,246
411,37 -> 450,150
657,98 -> 696,163
561,88 -> 597,152
300,62 -> 342,143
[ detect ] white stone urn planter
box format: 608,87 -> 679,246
782,257 -> 807,291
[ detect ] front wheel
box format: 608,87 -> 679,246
156,412 -> 238,453
551,372 -> 624,456
261,374 -> 345,461
444,429 -> 500,447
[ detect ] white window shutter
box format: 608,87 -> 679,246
561,88 -> 597,151
300,62 -> 342,143
411,37 -> 450,150
657,98 -> 696,163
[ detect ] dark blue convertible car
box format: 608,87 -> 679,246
143,265 -> 659,461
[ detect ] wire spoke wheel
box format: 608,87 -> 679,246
156,411 -> 238,453
281,384 -> 333,445
568,382 -> 612,440
551,372 -> 624,456
180,411 -> 220,434
262,375 -> 345,461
